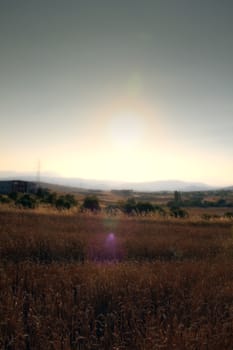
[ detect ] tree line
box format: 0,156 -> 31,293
1,188 -> 233,219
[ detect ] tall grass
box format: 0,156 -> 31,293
0,209 -> 233,349
0,210 -> 232,263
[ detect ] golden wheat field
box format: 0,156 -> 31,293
1,208 -> 233,349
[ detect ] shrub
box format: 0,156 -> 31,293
0,195 -> 11,204
154,205 -> 166,217
201,213 -> 212,220
8,192 -> 19,201
224,212 -> 233,219
15,194 -> 37,209
170,206 -> 189,218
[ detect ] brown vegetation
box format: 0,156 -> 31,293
0,209 -> 233,349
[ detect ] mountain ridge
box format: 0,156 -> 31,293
0,171 -> 224,192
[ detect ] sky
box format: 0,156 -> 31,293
1,0 -> 233,186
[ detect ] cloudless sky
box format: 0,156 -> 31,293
1,0 -> 233,185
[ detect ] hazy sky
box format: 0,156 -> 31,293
1,0 -> 233,185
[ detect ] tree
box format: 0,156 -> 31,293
64,194 -> 77,207
55,194 -> 77,210
136,201 -> 154,214
82,196 -> 100,212
123,198 -> 137,214
46,192 -> 57,205
174,191 -> 182,204
36,187 -> 50,201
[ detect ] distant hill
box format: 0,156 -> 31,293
0,172 -> 219,192
222,186 -> 233,191
120,180 -> 215,192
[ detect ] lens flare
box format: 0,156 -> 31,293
106,232 -> 115,243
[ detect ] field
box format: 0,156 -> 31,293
1,208 -> 233,349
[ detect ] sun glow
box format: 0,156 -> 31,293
92,97 -> 161,151
107,111 -> 145,149
57,98 -> 167,181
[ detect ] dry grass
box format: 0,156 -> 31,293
0,209 -> 233,349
